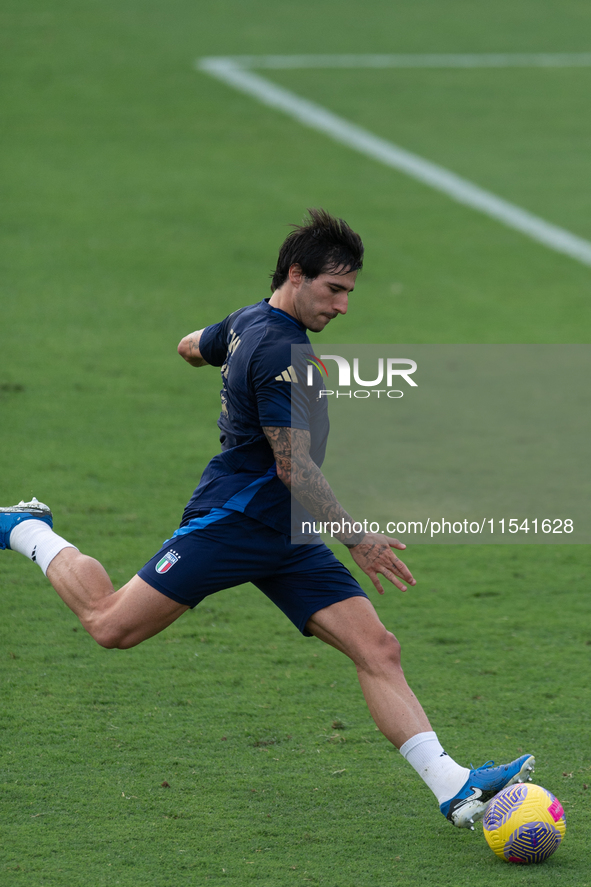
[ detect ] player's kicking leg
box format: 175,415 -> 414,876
0,499 -> 187,648
306,596 -> 535,828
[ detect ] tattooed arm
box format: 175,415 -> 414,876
264,426 -> 362,543
263,426 -> 415,594
178,329 -> 209,367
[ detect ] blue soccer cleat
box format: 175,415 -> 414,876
440,754 -> 535,829
0,498 -> 53,550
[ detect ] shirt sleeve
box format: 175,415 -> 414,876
250,335 -> 311,429
198,316 -> 232,367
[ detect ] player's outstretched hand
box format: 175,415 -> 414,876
349,534 -> 415,595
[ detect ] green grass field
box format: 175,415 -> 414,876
2,1 -> 590,884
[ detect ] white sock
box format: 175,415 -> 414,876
399,731 -> 470,805
10,519 -> 77,577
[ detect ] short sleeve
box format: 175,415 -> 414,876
199,316 -> 232,367
256,381 -> 311,429
251,336 -> 311,430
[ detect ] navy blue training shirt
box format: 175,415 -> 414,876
181,299 -> 329,535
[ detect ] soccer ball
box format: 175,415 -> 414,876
483,783 -> 566,864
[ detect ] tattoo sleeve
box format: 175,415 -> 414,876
262,426 -> 365,546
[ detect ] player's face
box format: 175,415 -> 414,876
294,266 -> 357,332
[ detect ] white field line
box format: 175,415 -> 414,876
198,55 -> 591,268
215,52 -> 591,70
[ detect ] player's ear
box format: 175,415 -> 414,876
288,264 -> 305,286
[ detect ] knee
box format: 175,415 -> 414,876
81,613 -> 137,650
380,630 -> 402,668
361,629 -> 402,675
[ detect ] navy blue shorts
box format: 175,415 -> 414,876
138,511 -> 367,636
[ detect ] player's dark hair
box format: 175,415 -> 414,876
270,208 -> 364,292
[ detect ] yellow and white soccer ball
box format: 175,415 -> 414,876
483,783 -> 566,864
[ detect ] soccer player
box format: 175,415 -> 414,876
1,209 -> 533,828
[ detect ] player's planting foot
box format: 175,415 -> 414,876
440,754 -> 535,829
0,498 -> 53,549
